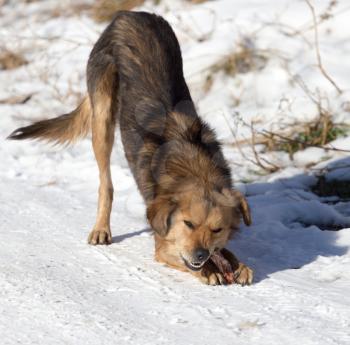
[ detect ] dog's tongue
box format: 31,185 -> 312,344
210,251 -> 235,284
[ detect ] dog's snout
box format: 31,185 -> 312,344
194,248 -> 210,263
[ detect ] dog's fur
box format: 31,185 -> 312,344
8,11 -> 253,285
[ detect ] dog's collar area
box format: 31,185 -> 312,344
181,255 -> 206,271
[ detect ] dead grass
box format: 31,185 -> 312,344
204,38 -> 268,92
0,50 -> 27,70
224,106 -> 349,175
0,93 -> 33,105
189,0 -> 209,4
92,0 -> 145,23
212,45 -> 267,77
90,0 -> 209,24
261,112 -> 349,159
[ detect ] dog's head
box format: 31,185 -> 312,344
146,185 -> 251,271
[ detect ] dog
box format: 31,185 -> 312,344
8,11 -> 253,285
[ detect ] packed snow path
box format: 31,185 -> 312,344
1,159 -> 350,345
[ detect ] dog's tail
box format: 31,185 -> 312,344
7,96 -> 92,145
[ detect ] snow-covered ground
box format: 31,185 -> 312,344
1,1 -> 350,344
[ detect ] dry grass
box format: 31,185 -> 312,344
204,39 -> 267,92
261,112 -> 349,159
189,0 -> 209,4
92,0 -> 145,23
212,46 -> 267,77
0,50 -> 27,70
90,0 -> 210,25
0,93 -> 33,105
224,106 -> 349,175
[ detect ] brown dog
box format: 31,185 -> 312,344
8,11 -> 253,285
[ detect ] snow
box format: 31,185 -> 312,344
1,0 -> 350,344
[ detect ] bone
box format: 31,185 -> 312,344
210,251 -> 235,284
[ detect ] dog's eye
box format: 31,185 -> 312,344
212,228 -> 223,233
184,220 -> 194,229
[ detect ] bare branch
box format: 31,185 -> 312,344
250,122 -> 280,173
304,0 -> 342,94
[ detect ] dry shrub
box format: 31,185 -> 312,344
261,112 -> 349,159
189,0 -> 209,3
204,38 -> 267,92
0,50 -> 28,70
92,0 -> 145,23
212,40 -> 267,77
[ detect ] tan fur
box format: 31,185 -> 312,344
88,65 -> 116,245
8,97 -> 92,145
152,186 -> 253,284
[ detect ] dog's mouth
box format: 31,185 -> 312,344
181,255 -> 208,271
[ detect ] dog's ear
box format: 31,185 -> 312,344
232,190 -> 252,226
222,189 -> 252,226
146,197 -> 177,236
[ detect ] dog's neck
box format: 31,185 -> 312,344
153,111 -> 233,197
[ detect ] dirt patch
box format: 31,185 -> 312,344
0,50 -> 28,70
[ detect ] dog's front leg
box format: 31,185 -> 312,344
88,92 -> 115,245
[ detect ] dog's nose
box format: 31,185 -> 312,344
194,248 -> 210,263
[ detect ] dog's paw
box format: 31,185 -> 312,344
88,228 -> 112,245
232,263 -> 253,286
202,271 -> 227,286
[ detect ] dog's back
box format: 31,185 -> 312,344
89,12 -> 191,109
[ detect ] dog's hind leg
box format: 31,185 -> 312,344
87,64 -> 117,245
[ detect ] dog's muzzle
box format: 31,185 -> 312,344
181,248 -> 210,271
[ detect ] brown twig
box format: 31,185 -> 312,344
304,0 -> 342,94
221,111 -> 278,173
250,122 -> 280,173
0,93 -> 33,105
